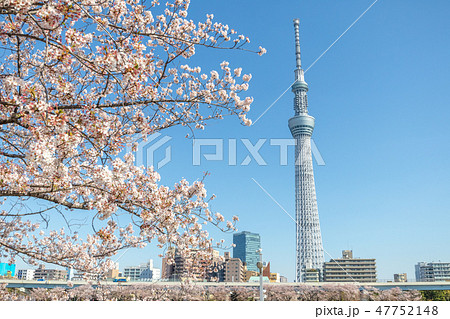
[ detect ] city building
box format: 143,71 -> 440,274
415,262 -> 450,282
105,269 -> 119,279
161,254 -> 175,280
343,250 -> 353,259
164,249 -> 220,281
69,265 -> 120,281
72,271 -> 98,281
205,259 -> 225,282
262,262 -> 271,278
17,269 -> 34,281
123,260 -> 160,281
105,268 -> 119,280
304,268 -> 320,283
224,255 -> 244,282
394,273 -> 407,282
288,19 -> 325,282
34,265 -> 67,281
243,262 -> 275,282
105,262 -> 120,280
244,270 -> 259,282
206,252 -> 229,282
0,263 -> 16,277
269,272 -> 281,283
171,252 -> 187,281
141,267 -> 161,281
280,275 -> 288,283
123,266 -> 141,281
323,250 -> 377,282
233,231 -> 261,272
66,268 -> 74,281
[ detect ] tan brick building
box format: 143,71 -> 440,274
323,250 -> 377,282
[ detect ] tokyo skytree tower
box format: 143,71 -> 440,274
288,19 -> 325,282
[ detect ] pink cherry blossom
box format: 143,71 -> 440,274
0,283 -> 423,301
0,0 -> 264,275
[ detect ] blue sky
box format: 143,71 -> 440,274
11,0 -> 450,282
147,0 -> 450,282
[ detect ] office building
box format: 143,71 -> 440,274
415,262 -> 450,282
323,250 -> 377,282
233,231 -> 261,272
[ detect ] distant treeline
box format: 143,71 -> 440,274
421,290 -> 450,301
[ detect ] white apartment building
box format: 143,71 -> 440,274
123,259 -> 161,281
17,269 -> 35,281
416,262 -> 450,282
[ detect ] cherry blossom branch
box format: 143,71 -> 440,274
0,0 -> 263,275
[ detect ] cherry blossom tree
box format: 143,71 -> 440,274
0,283 -> 423,301
0,0 -> 265,274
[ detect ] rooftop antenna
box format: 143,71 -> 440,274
293,19 -> 305,82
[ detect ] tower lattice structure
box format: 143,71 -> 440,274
288,19 -> 325,282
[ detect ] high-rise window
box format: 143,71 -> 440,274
233,231 -> 261,272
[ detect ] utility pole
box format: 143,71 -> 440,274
256,249 -> 264,301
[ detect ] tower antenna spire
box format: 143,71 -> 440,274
293,19 -> 305,82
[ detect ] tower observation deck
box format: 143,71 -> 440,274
288,19 -> 325,282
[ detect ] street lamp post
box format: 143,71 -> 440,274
256,249 -> 264,301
